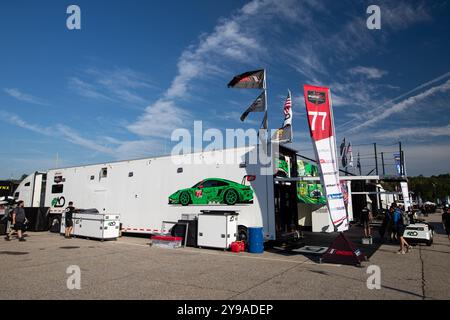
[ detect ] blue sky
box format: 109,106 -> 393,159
0,0 -> 449,178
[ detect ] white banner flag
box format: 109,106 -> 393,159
400,182 -> 411,211
303,85 -> 348,232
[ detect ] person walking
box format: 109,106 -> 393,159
64,201 -> 75,239
379,208 -> 390,242
4,201 -> 26,242
360,205 -> 372,238
386,205 -> 396,242
394,205 -> 411,254
442,207 -> 450,241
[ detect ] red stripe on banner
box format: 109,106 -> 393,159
333,216 -> 346,224
146,229 -> 151,231
139,229 -> 144,231
153,229 -> 158,232
133,228 -> 138,231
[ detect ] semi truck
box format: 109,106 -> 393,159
13,144 -> 303,241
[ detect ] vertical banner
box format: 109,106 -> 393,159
394,153 -> 402,176
303,85 -> 348,232
400,182 -> 411,211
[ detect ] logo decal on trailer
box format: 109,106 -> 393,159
52,196 -> 65,207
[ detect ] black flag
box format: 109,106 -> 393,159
240,91 -> 265,122
228,70 -> 265,89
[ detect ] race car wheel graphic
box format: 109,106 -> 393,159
179,191 -> 191,206
224,189 -> 238,205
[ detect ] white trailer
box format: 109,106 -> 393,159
14,145 -> 287,241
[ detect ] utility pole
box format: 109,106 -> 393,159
381,152 -> 385,176
374,143 -> 379,175
399,141 -> 403,176
373,143 -> 381,214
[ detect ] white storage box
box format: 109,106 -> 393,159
61,211 -> 120,240
197,211 -> 238,249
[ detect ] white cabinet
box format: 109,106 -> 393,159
197,212 -> 238,249
61,211 -> 120,240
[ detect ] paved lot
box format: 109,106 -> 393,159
1,212 -> 449,300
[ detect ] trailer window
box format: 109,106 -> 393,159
51,184 -> 64,194
24,182 -> 30,187
90,175 -> 94,180
101,168 -> 108,178
128,172 -> 133,177
14,192 -> 19,199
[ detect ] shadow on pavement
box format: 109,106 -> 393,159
267,224 -> 384,263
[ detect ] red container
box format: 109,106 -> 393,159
231,241 -> 245,253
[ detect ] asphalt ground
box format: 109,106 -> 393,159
0,211 -> 448,300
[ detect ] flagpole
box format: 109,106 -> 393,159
264,68 -> 268,131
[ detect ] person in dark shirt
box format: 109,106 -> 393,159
65,201 -> 75,239
360,205 -> 372,238
442,208 -> 450,241
4,200 -> 26,242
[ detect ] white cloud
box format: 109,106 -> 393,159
55,125 -> 115,155
351,79 -> 450,131
374,125 -> 450,139
127,99 -> 191,138
3,88 -> 49,106
382,1 -> 431,30
69,67 -> 156,106
349,66 -> 388,79
68,77 -> 115,102
4,112 -> 52,135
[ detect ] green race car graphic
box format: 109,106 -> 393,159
168,178 -> 254,206
275,156 -> 289,177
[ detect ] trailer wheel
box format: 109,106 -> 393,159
224,189 -> 238,205
179,191 -> 191,206
238,225 -> 248,244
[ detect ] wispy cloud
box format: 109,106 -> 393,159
68,77 -> 115,102
69,67 -> 157,106
127,99 -> 191,138
374,124 -> 450,139
350,79 -> 450,131
3,88 -> 49,106
382,1 -> 432,30
348,66 -> 388,79
2,111 -> 163,160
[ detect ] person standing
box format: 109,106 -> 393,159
386,205 -> 396,242
4,201 -> 26,242
379,208 -> 390,242
360,205 -> 372,238
442,207 -> 450,241
64,201 -> 75,239
394,205 -> 411,254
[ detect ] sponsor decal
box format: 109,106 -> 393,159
54,174 -> 65,183
319,159 -> 335,164
51,196 -> 65,208
195,190 -> 203,198
322,171 -> 338,176
325,184 -> 338,188
307,90 -> 326,105
328,193 -> 343,200
406,231 -> 418,237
